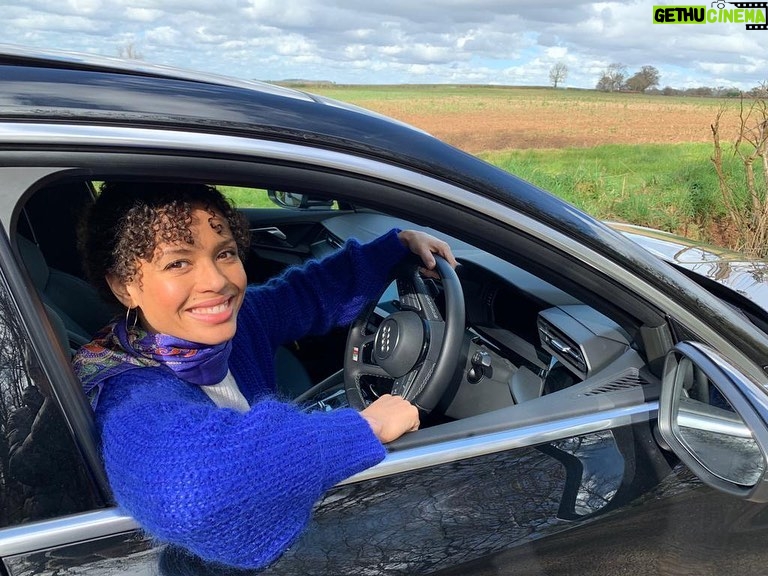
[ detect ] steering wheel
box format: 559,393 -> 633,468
344,256 -> 465,413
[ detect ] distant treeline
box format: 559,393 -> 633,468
649,85 -> 764,98
273,79 -> 337,88
272,80 -> 765,100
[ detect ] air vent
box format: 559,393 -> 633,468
538,318 -> 587,373
584,371 -> 650,396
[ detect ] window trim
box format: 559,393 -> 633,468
0,509 -> 137,558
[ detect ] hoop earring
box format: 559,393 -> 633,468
125,307 -> 138,330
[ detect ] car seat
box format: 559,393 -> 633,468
16,234 -> 119,349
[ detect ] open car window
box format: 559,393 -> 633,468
16,173 -> 666,454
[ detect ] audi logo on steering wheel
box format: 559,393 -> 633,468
376,319 -> 398,359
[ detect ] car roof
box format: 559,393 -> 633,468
0,44 -> 318,100
0,43 -> 438,162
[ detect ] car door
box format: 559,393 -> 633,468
0,138 -> 767,576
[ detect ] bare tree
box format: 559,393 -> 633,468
549,62 -> 568,89
710,85 -> 768,256
595,75 -> 612,92
596,62 -> 627,92
747,83 -> 768,99
624,65 -> 660,93
117,42 -> 143,61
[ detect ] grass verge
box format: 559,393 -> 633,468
479,142 -> 754,242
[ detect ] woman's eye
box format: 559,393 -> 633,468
218,249 -> 238,260
164,260 -> 189,270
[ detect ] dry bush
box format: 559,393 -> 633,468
710,91 -> 768,257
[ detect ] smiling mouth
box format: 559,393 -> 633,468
188,297 -> 235,320
192,301 -> 231,315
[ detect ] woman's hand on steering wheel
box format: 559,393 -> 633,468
397,230 -> 457,278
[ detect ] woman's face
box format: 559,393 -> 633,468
109,207 -> 247,345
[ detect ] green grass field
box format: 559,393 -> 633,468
479,142 -> 737,239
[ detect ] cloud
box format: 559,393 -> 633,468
0,0 -> 765,89
124,7 -> 164,22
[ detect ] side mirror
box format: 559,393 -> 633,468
659,341 -> 768,501
268,190 -> 335,210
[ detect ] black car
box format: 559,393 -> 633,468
0,44 -> 767,576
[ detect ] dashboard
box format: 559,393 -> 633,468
312,211 -> 643,419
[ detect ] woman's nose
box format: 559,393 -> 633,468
196,259 -> 229,290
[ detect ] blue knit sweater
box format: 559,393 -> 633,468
93,230 -> 409,569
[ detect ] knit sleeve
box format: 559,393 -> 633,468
96,370 -> 385,569
240,228 -> 409,349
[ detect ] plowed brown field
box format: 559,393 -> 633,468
309,86 -> 737,154
386,102 -> 721,153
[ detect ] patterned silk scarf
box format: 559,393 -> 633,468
73,320 -> 232,408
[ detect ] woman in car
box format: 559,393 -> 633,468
71,181 -> 455,570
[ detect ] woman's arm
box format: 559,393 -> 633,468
97,370 -> 385,569
240,229 -> 409,349
240,229 -> 456,349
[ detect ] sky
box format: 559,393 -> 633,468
1,0 -> 766,90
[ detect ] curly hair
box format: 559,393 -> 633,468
79,182 -> 250,304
